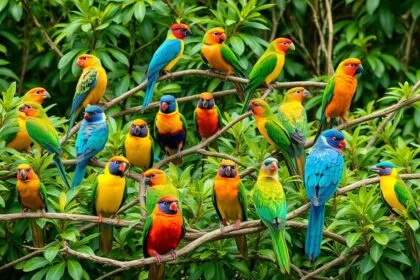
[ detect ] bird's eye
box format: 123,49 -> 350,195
150,173 -> 156,178
296,90 -> 300,94
332,137 -> 338,141
92,112 -> 97,115
27,169 -> 30,172
214,32 -> 219,36
350,63 -> 354,67
282,42 -> 287,45
35,91 -> 40,94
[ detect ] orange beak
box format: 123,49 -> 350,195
119,163 -> 127,173
161,102 -> 168,112
169,202 -> 178,211
270,162 -> 278,171
84,113 -> 90,120
339,140 -> 346,149
219,33 -> 226,43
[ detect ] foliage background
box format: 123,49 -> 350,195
0,0 -> 419,279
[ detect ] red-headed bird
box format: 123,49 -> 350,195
194,92 -> 221,140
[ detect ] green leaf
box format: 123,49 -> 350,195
30,267 -> 50,280
134,1 -> 146,22
46,262 -> 66,280
406,220 -> 419,231
0,0 -> 9,13
346,232 -> 362,247
0,67 -> 19,80
379,6 -> 394,38
81,23 -> 92,32
380,263 -> 405,280
44,245 -> 60,263
67,260 -> 83,280
229,36 -> 244,56
370,243 -> 383,263
23,257 -> 49,272
58,49 -> 81,70
107,49 -> 129,67
371,232 -> 389,245
360,254 -> 375,273
366,0 -> 379,14
383,251 -> 412,266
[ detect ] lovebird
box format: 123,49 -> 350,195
93,156 -> 129,254
213,160 -> 248,258
16,164 -> 48,248
253,158 -> 290,273
143,23 -> 191,108
371,162 -> 420,262
248,98 -> 299,183
315,58 -> 363,140
124,119 -> 154,171
143,169 -> 179,214
154,95 -> 187,163
71,105 -> 109,189
142,195 -> 185,280
19,102 -> 70,188
194,92 -> 221,140
277,87 -> 310,178
305,129 -> 346,261
6,88 -> 50,151
201,27 -> 246,100
66,54 -> 107,140
240,37 -> 295,113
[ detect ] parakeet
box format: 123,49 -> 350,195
16,164 -> 48,248
371,162 -> 420,262
240,38 -> 295,113
6,88 -> 50,151
18,102 -> 70,188
124,119 -> 154,171
201,27 -> 246,100
66,54 -> 107,140
253,158 -> 290,273
194,92 -> 221,140
277,87 -> 310,178
305,129 -> 346,261
315,58 -> 363,140
142,195 -> 185,280
93,156 -> 129,254
143,169 -> 179,214
71,105 -> 109,189
154,95 -> 187,163
248,98 -> 299,182
213,160 -> 248,258
143,23 -> 191,108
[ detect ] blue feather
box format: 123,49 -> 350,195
305,204 -> 325,261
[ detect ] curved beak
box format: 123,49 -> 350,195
270,162 -> 278,171
186,29 -> 192,36
288,42 -> 295,51
144,176 -> 151,186
225,166 -> 232,177
356,64 -> 364,74
370,165 -> 380,174
203,100 -> 209,109
119,162 -> 128,173
303,89 -> 311,97
169,201 -> 178,211
247,103 -> 253,111
161,102 -> 168,112
19,169 -> 28,180
84,113 -> 90,120
43,91 -> 51,99
338,140 -> 347,149
219,33 -> 226,43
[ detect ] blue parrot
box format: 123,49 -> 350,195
304,129 -> 346,261
71,105 -> 109,189
143,23 -> 191,109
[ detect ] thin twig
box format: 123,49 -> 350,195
324,0 -> 334,75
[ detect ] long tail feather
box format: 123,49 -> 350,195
240,85 -> 258,114
235,235 -> 248,260
294,146 -> 305,179
305,204 -> 325,262
280,152 -> 301,190
31,220 -> 44,248
99,223 -> 113,255
65,113 -> 77,141
269,227 -> 290,273
71,159 -> 88,189
143,73 -> 159,108
405,224 -> 420,263
148,264 -> 165,280
53,154 -> 70,188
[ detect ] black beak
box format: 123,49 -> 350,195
19,170 -> 28,180
203,100 -> 209,109
356,64 -> 364,74
185,29 -> 192,36
144,177 -> 151,186
370,165 -> 380,174
248,103 -> 253,111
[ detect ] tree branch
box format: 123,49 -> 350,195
324,0 -> 334,75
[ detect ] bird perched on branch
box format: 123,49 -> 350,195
93,156 -> 129,254
315,58 -> 363,140
66,54 -> 107,141
240,37 -> 295,113
143,23 -> 192,109
143,195 -> 185,280
194,92 -> 222,141
16,164 -> 48,248
124,119 -> 154,171
371,161 -> 420,262
305,129 -> 345,261
19,102 -> 70,188
144,169 -> 179,215
201,27 -> 246,100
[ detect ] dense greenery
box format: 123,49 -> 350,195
0,0 -> 419,279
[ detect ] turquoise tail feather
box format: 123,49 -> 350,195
71,159 -> 88,189
305,203 -> 325,262
143,73 -> 159,108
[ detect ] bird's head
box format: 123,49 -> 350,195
143,169 -> 168,187
203,27 -> 226,45
83,105 -> 105,122
320,129 -> 346,154
197,92 -> 215,110
23,87 -> 50,104
129,119 -> 148,137
260,157 -> 279,177
337,58 -> 363,76
283,87 -> 310,103
218,159 -> 238,179
77,54 -> 101,68
18,102 -> 44,118
157,195 -> 180,215
159,95 -> 177,114
248,98 -> 271,117
370,161 -> 397,177
17,164 -> 38,181
272,37 -> 295,53
170,23 -> 191,40
107,156 -> 129,177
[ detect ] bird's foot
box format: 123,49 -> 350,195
21,208 -> 28,217
234,219 -> 241,230
206,68 -> 215,76
220,221 -> 227,232
98,214 -> 103,223
170,249 -> 177,260
264,82 -> 274,91
163,71 -> 173,80
115,215 -> 121,225
154,253 -> 163,264
40,209 -> 46,218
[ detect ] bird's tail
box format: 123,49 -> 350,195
53,154 -> 70,188
65,113 -> 77,142
314,115 -> 335,142
166,149 -> 183,165
281,152 -> 301,190
99,223 -> 113,255
305,203 -> 325,262
240,85 -> 258,114
31,220 -> 44,248
294,146 -> 305,179
233,82 -> 245,101
71,159 -> 88,189
235,235 -> 249,260
143,73 -> 159,109
269,227 -> 290,273
405,224 -> 420,263
148,264 -> 165,280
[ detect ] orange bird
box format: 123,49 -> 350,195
194,92 -> 222,140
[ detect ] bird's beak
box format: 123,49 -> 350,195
288,43 -> 295,51
161,102 -> 168,112
270,162 -> 278,171
19,169 -> 28,180
370,165 -> 381,174
84,113 -> 90,120
169,202 -> 178,211
43,91 -> 51,99
219,33 -> 226,43
18,106 -> 26,112
144,176 -> 151,186
248,103 -> 253,111
203,100 -> 209,109
186,29 -> 192,36
119,162 -> 127,173
338,140 -> 347,149
225,166 -> 232,177
303,89 -> 311,97
356,64 -> 364,74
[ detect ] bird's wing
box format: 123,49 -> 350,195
265,118 -> 293,148
76,122 -> 109,162
142,214 -> 154,257
39,183 -> 49,212
238,182 -> 248,221
394,181 -> 418,217
247,52 -> 278,91
26,118 -> 60,154
212,185 -> 223,222
71,68 -> 98,115
147,39 -> 182,76
221,44 -> 246,77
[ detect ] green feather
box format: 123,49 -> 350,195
315,77 -> 335,140
220,44 -> 246,77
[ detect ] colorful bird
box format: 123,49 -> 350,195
66,54 -> 107,140
154,95 -> 187,163
143,23 -> 191,108
143,169 -> 179,214
194,92 -> 221,140
253,158 -> 290,273
277,87 -> 310,177
6,88 -> 50,151
201,27 -> 246,100
93,156 -> 129,254
16,164 -> 48,248
213,160 -> 248,258
305,129 -> 346,261
315,58 -> 363,140
19,102 -> 70,188
142,195 -> 185,280
371,162 -> 419,262
124,119 -> 154,171
71,105 -> 109,189
240,37 -> 295,113
248,98 -> 299,183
